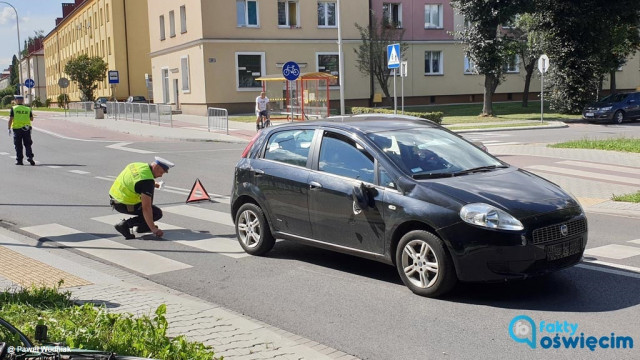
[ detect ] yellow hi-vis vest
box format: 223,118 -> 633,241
11,105 -> 32,129
109,163 -> 154,205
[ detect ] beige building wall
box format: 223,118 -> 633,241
149,0 -> 370,115
44,0 -> 150,103
19,51 -> 46,104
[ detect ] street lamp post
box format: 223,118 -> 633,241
337,0 -> 345,115
1,1 -> 22,96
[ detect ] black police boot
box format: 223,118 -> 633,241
28,158 -> 35,166
114,219 -> 135,240
15,160 -> 23,165
136,224 -> 151,233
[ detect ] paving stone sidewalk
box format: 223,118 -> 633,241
0,228 -> 358,360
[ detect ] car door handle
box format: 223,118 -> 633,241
309,181 -> 323,189
253,168 -> 265,176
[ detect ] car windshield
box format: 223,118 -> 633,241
598,93 -> 628,103
367,128 -> 504,178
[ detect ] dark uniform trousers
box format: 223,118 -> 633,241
13,127 -> 34,162
110,197 -> 163,231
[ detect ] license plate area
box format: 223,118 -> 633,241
546,238 -> 582,261
585,112 -> 594,117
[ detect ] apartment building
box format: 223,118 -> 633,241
19,38 -> 46,105
148,0 -> 370,115
43,0 -> 151,103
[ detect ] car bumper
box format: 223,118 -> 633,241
439,211 -> 587,282
582,111 -> 613,121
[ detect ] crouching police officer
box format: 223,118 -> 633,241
109,157 -> 174,239
8,95 -> 35,166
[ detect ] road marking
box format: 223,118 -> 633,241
578,261 -> 640,279
91,214 -> 247,258
69,170 -> 90,175
95,176 -> 113,181
484,142 -> 520,146
628,239 -> 640,245
162,205 -> 234,226
106,142 -> 154,154
48,166 -> 62,169
558,160 -> 640,175
527,165 -> 639,186
584,244 -> 640,259
20,223 -> 191,276
0,152 -> 8,155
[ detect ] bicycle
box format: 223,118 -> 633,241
257,110 -> 271,130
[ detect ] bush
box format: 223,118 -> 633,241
351,106 -> 443,124
45,98 -> 52,108
31,96 -> 44,108
57,93 -> 70,109
0,286 -> 216,360
1,95 -> 14,108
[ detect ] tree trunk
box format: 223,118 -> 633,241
522,62 -> 535,107
609,70 -> 617,94
483,75 -> 495,116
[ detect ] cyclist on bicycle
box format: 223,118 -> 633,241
255,92 -> 270,131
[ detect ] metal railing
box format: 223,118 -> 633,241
66,102 -> 94,117
207,107 -> 229,134
106,102 -> 173,127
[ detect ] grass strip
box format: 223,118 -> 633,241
612,191 -> 640,203
549,137 -> 640,153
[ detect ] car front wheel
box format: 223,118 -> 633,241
613,110 -> 624,124
235,203 -> 275,256
395,230 -> 457,297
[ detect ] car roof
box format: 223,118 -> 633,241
277,114 -> 440,134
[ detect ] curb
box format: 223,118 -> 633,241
448,121 -> 568,133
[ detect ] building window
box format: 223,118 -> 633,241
382,3 -> 402,28
464,56 -> 477,74
424,51 -> 442,75
236,52 -> 265,90
317,2 -> 336,27
108,37 -> 112,55
503,55 -> 519,73
159,15 -> 165,40
169,11 -> 176,37
106,4 -> 109,22
317,53 -> 339,86
181,56 -> 190,92
237,0 -> 259,27
424,4 -> 443,29
180,5 -> 187,33
278,1 -> 299,27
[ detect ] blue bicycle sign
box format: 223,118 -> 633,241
282,61 -> 300,81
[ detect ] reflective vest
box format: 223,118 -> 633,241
109,163 -> 154,205
11,105 -> 32,129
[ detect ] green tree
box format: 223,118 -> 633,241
534,0 -> 640,113
64,54 -> 108,102
504,14 -> 545,107
353,10 -> 408,105
10,55 -> 19,89
450,0 -> 529,116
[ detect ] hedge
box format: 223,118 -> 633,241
351,107 -> 443,124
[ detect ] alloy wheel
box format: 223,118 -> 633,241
401,239 -> 440,288
237,209 -> 261,248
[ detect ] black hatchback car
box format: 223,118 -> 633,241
582,92 -> 640,124
231,115 -> 588,297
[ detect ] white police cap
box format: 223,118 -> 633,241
154,156 -> 175,172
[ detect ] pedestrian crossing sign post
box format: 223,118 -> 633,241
387,44 -> 401,114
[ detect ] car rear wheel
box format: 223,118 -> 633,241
235,203 -> 275,256
396,230 -> 457,297
613,110 -> 624,124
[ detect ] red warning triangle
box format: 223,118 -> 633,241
186,178 -> 211,203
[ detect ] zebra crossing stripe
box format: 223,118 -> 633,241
583,244 -> 640,260
91,214 -> 248,259
162,205 -> 234,227
526,165 -> 639,186
20,223 -> 192,276
557,160 -> 640,175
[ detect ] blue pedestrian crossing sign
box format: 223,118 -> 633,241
24,79 -> 35,88
387,43 -> 400,69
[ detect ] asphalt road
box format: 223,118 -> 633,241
1,118 -> 639,359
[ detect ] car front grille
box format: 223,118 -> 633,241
532,217 -> 587,245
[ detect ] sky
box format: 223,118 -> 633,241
0,0 -> 65,70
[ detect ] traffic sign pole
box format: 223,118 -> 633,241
538,55 -> 549,123
387,44 -> 401,115
393,69 -> 397,115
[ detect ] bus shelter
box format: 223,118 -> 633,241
256,72 -> 337,121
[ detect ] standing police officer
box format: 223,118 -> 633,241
109,157 -> 174,239
8,95 -> 35,166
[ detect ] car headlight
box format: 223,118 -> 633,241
600,106 -> 612,111
460,203 -> 524,231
